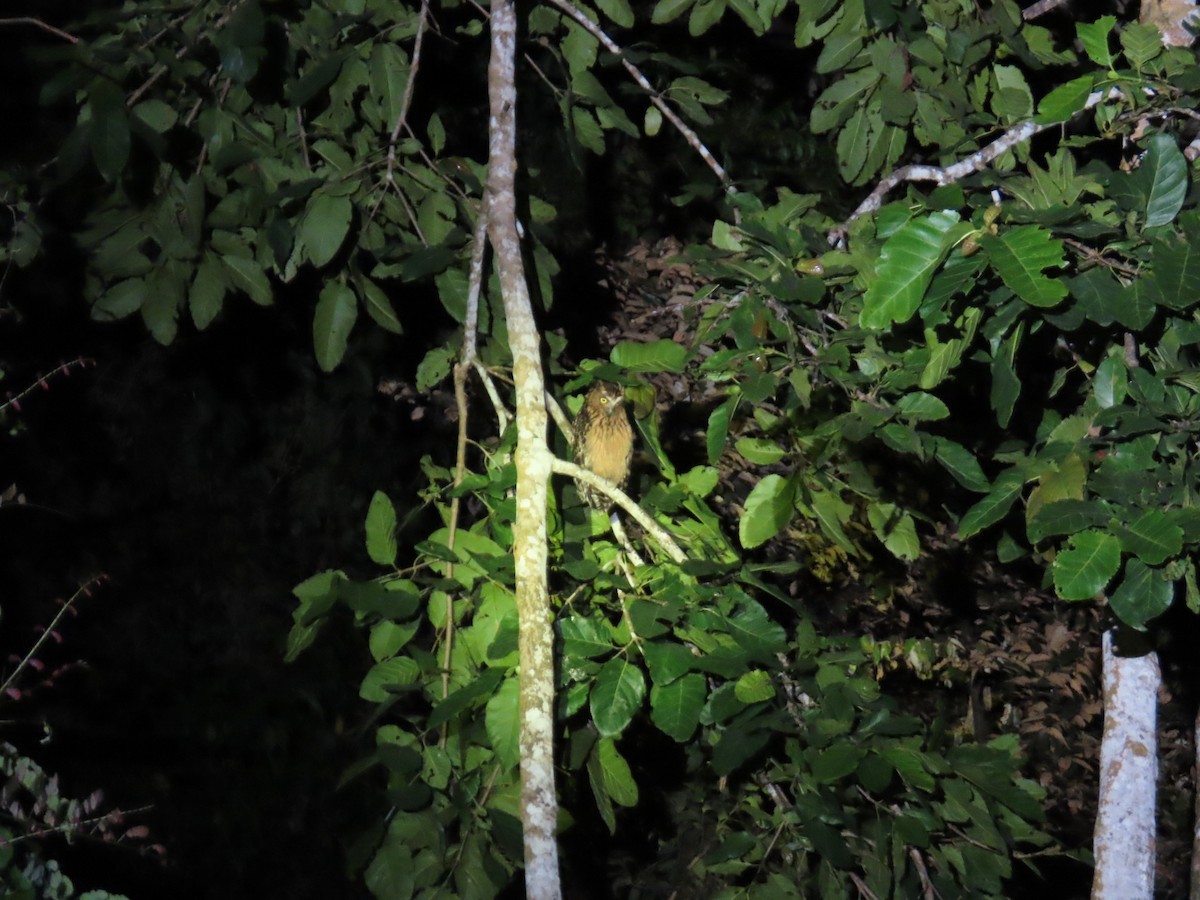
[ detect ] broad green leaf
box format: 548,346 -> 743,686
299,193 -> 353,268
836,105 -> 871,183
427,668 -> 505,729
1052,530 -> 1121,600
651,0 -> 694,24
90,83 -> 131,183
861,211 -> 959,329
1109,559 -> 1174,630
1138,134 -> 1188,227
141,286 -> 180,346
933,438 -> 990,492
92,278 -> 146,321
370,42 -> 410,131
416,346 -> 453,391
867,502 -> 919,561
1093,356 -> 1128,409
739,473 -> 795,548
642,640 -> 695,684
313,281 -> 358,371
991,64 -> 1033,122
895,392 -> 949,421
650,673 -> 706,741
591,656 -> 646,737
812,744 -> 866,784
735,437 -> 787,464
807,488 -> 856,554
1115,509 -> 1183,565
360,656 -> 420,701
611,339 -> 688,372
1035,75 -> 1095,125
979,226 -> 1066,308
596,738 -> 639,806
734,669 -> 775,703
958,469 -> 1025,539
485,677 -> 521,768
688,0 -> 726,35
1077,16 -> 1117,68
990,328 -> 1022,428
1027,499 -> 1110,544
595,0 -> 635,27
366,490 -> 398,567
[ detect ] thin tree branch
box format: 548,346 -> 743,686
549,458 -> 687,563
832,88 -> 1122,242
0,17 -> 79,44
544,0 -> 736,204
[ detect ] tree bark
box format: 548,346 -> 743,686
485,0 -> 562,897
1092,627 -> 1159,900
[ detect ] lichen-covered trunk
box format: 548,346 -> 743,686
1092,628 -> 1159,900
485,1 -> 561,897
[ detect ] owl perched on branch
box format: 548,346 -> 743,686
572,382 -> 633,511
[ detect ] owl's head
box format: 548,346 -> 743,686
586,382 -> 625,416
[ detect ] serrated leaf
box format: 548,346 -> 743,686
734,669 -> 774,703
958,469 -> 1024,539
1109,558 -> 1174,630
591,656 -> 646,737
485,677 -> 521,768
359,656 -> 420,701
300,193 -> 353,268
92,277 -> 146,321
980,226 -> 1067,308
222,254 -> 273,305
366,490 -> 398,566
739,474 -> 795,548
861,211 -> 959,329
1077,16 -> 1117,69
1116,509 -> 1183,565
650,672 -> 705,741
313,281 -> 358,371
1052,529 -> 1121,601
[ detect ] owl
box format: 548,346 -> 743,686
571,382 -> 634,511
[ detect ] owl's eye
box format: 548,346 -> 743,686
599,396 -> 608,404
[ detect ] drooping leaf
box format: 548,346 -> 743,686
650,672 -> 705,741
485,677 -> 521,768
299,193 -> 353,268
958,469 -> 1025,539
590,656 -> 646,737
366,490 -> 398,567
313,281 -> 358,371
1138,134 -> 1188,227
739,473 -> 795,548
610,339 -> 688,372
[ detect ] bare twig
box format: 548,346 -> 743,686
1,576 -> 107,701
127,1 -> 249,108
0,17 -> 78,44
1021,0 -> 1069,20
384,0 -> 432,189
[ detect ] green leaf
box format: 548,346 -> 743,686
92,277 -> 147,321
1115,509 -> 1183,565
1052,530 -> 1121,601
1109,559 -> 1174,630
426,669 -> 506,729
979,226 -> 1067,308
651,0 -> 694,24
895,391 -> 949,421
933,438 -> 990,492
807,488 -> 857,554
190,256 -> 227,330
486,677 -> 521,768
299,194 -> 353,268
735,437 -> 787,464
1139,134 -> 1188,227
1077,16 -> 1117,69
366,491 -> 398,567
734,669 -> 775,703
642,640 -> 695,685
861,211 -> 959,329
1027,499 -> 1111,544
222,255 -> 273,305
359,277 -> 403,334
706,395 -> 737,464
1035,75 -> 1095,125
610,339 -> 688,372
958,469 -> 1025,539
650,672 -> 705,741
867,502 -> 919,561
416,346 -> 453,392
595,0 -> 635,27
596,738 -> 639,806
739,474 -> 795,548
360,656 -> 420,701
812,745 -> 866,784
591,656 -> 646,737
313,281 -> 358,372
90,84 -> 130,183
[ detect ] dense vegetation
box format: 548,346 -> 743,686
3,0 -> 1200,897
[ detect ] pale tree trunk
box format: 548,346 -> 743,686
1092,628 -> 1159,900
485,0 -> 562,897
